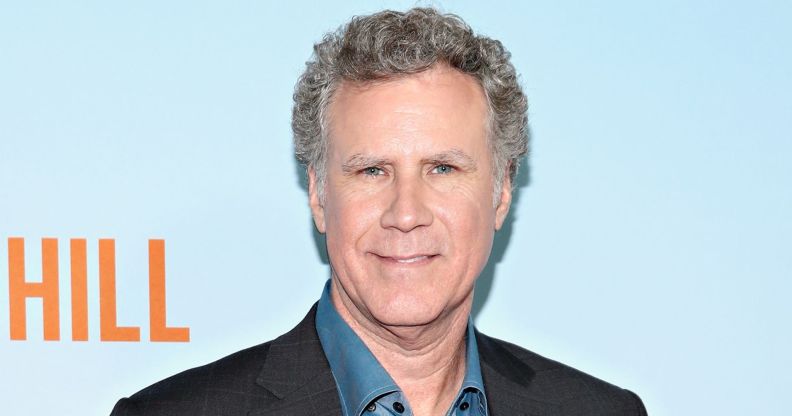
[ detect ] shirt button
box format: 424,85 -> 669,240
459,402 -> 470,411
366,403 -> 376,412
392,402 -> 405,413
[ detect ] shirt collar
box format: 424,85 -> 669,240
315,279 -> 487,416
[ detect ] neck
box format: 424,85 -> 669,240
330,279 -> 473,416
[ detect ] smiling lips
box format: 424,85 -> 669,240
372,253 -> 438,265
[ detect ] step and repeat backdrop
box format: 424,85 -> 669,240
1,1 -> 790,415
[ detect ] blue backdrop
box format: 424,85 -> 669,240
1,1 -> 790,415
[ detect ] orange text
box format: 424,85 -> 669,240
7,238 -> 190,342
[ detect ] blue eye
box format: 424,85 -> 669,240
363,167 -> 384,176
432,164 -> 454,174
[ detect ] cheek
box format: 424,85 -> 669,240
324,194 -> 381,256
435,190 -> 496,259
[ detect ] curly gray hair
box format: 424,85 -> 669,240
292,7 -> 528,204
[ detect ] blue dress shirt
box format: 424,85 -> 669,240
315,280 -> 489,416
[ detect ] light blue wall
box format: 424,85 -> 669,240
1,1 -> 789,415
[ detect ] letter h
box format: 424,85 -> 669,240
8,238 -> 60,340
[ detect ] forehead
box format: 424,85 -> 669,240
326,66 -> 489,157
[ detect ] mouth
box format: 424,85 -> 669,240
371,253 -> 439,265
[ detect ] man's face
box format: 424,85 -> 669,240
309,65 -> 512,327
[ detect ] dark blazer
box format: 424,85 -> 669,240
111,305 -> 647,416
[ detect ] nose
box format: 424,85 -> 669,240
379,176 -> 434,232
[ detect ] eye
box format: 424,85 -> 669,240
431,164 -> 455,174
362,166 -> 385,176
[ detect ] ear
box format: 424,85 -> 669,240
307,167 -> 327,234
494,169 -> 513,231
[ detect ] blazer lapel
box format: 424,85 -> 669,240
249,304 -> 342,416
476,331 -> 561,416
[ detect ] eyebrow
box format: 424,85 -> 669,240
340,148 -> 478,173
422,149 -> 477,172
341,154 -> 390,173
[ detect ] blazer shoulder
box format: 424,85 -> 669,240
110,305 -> 322,416
477,332 -> 647,416
110,341 -> 275,416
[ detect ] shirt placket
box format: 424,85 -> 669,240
362,391 -> 413,416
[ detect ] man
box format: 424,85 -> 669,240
111,8 -> 646,416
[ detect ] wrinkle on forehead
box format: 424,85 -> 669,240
325,65 -> 488,151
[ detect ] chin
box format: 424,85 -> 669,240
366,296 -> 447,328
